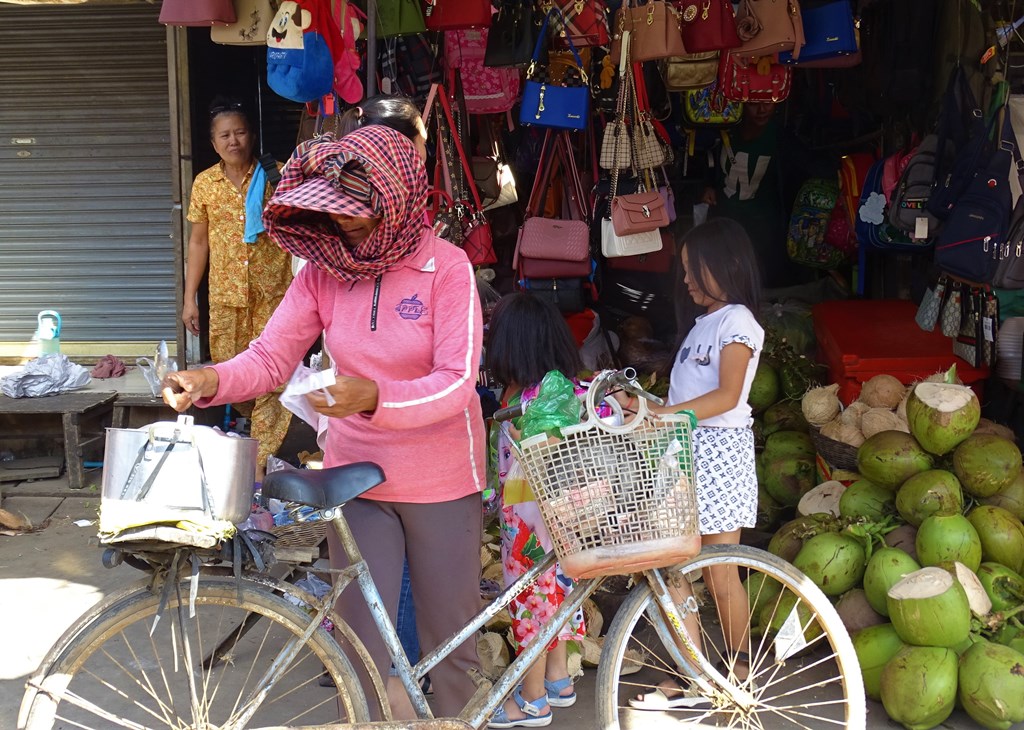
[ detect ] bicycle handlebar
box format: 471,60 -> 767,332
490,368 -> 665,423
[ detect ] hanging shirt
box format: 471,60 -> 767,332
187,161 -> 292,308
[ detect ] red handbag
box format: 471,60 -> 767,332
424,0 -> 492,30
677,0 -> 741,53
513,130 -> 592,278
607,230 -> 676,272
718,53 -> 792,103
545,0 -> 611,48
159,0 -> 236,26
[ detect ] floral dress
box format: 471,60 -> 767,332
495,380 -> 612,653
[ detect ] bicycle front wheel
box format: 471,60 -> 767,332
19,576 -> 370,730
597,545 -> 865,729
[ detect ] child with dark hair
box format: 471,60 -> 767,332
484,293 -> 594,728
630,218 -> 764,709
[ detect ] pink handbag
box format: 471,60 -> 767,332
611,191 -> 670,235
513,130 -> 592,279
159,0 -> 236,26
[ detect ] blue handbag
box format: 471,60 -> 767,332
779,1 -> 857,65
519,9 -> 590,131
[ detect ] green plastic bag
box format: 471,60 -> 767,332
520,370 -> 581,441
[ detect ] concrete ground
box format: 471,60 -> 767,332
0,465 -> 1015,729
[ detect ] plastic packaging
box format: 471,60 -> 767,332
137,340 -> 178,396
519,370 -> 582,441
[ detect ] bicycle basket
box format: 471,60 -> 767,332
513,411 -> 701,580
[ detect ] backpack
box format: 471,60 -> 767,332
927,67 -> 988,220
855,158 -> 918,251
786,179 -> 844,269
887,134 -> 955,239
378,34 -> 443,101
822,152 -> 874,259
266,1 -> 335,103
444,29 -> 521,114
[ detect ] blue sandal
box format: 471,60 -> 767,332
544,676 -> 577,708
487,688 -> 552,728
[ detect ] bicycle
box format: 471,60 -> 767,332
19,369 -> 866,730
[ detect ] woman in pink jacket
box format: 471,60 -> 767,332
162,125 -> 485,719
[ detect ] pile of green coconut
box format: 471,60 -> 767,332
763,367 -> 1024,730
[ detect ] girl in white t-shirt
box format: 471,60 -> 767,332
630,218 -> 764,710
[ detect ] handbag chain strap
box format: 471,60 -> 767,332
436,85 -> 487,220
608,33 -> 633,216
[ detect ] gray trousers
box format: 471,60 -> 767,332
328,493 -> 483,719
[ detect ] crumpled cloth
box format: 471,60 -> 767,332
1,354 -> 92,398
90,355 -> 126,379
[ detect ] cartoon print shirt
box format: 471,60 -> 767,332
668,304 -> 764,429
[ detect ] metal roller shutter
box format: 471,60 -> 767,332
0,2 -> 173,360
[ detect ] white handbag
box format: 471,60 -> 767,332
484,162 -> 518,211
601,218 -> 663,258
211,0 -> 276,45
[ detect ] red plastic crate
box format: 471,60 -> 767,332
812,299 -> 989,405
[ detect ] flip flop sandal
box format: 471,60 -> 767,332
544,676 -> 577,708
628,678 -> 711,710
487,687 -> 553,728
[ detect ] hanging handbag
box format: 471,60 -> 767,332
485,0 -> 536,67
953,287 -> 985,369
663,51 -> 720,91
424,0 -> 492,30
607,229 -> 676,272
779,0 -> 857,66
600,122 -> 633,170
543,0 -> 611,48
520,9 -> 591,132
159,0 -> 236,26
915,276 -> 947,333
941,282 -> 963,339
610,0 -> 687,63
658,167 -> 677,224
520,278 -> 587,312
993,141 -> 1024,289
211,0 -> 276,44
719,53 -> 792,103
514,130 -> 593,278
678,0 -> 741,53
982,291 -> 999,367
473,117 -> 519,210
682,81 -> 742,127
733,0 -> 805,60
446,31 -> 521,114
374,0 -> 427,36
631,66 -> 667,170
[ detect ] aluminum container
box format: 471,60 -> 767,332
100,415 -> 256,525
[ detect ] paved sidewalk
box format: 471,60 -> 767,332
0,473 -> 1003,730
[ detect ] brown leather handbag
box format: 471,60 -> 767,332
733,0 -> 805,60
678,0 -> 741,53
610,0 -> 687,63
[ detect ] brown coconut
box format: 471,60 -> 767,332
861,408 -> 910,439
860,374 -> 907,409
974,418 -> 1017,443
821,417 -> 866,447
802,384 -> 843,427
840,401 -> 871,429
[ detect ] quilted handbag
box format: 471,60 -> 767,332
159,0 -> 236,26
485,0 -> 536,67
719,53 -> 792,103
607,230 -> 675,271
424,0 -> 492,30
941,283 -> 963,338
663,51 -> 720,91
544,0 -> 610,48
519,9 -> 591,131
682,82 -> 742,127
610,0 -> 687,63
915,276 -> 947,333
779,0 -> 857,66
600,122 -> 633,170
678,0 -> 741,53
733,0 -> 805,60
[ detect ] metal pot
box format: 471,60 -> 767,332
101,415 -> 256,525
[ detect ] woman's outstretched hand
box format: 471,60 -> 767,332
162,368 -> 220,412
305,376 -> 379,419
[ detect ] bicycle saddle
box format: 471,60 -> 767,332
261,462 -> 386,509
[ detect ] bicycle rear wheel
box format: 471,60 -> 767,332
596,545 -> 865,729
19,576 -> 370,730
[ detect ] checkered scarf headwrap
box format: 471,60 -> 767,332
264,126 -> 428,282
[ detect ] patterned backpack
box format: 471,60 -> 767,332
445,28 -> 521,115
786,179 -> 844,269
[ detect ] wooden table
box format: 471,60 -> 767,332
0,391 -> 116,490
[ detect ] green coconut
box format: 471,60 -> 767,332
763,430 -> 816,461
761,455 -> 816,507
886,566 -> 971,647
852,623 -> 905,701
953,631 -> 987,657
982,470 -> 1024,522
748,360 -> 780,413
762,400 -> 809,436
940,561 -> 993,617
857,431 -> 934,490
905,380 -> 981,456
967,505 -> 1024,575
915,514 -> 982,572
792,532 -> 867,597
766,515 -> 833,563
894,469 -> 963,527
958,641 -> 1024,730
953,434 -> 1023,499
744,572 -> 783,621
881,645 -> 958,730
755,484 -> 786,531
839,479 -> 895,520
976,562 -> 1024,612
863,547 -> 922,616
994,624 -> 1024,655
